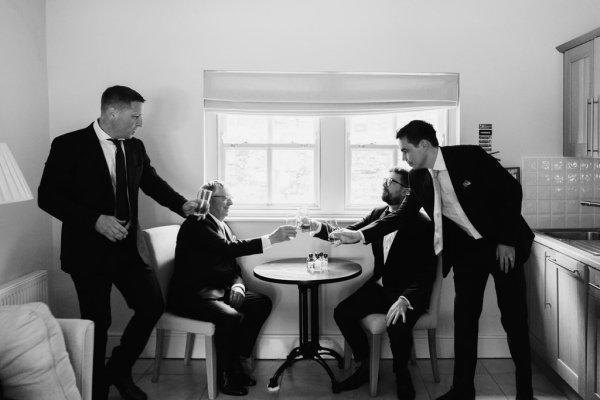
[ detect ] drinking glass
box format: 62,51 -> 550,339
285,214 -> 300,239
297,207 -> 311,233
327,218 -> 342,246
194,188 -> 212,217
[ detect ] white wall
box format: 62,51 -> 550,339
0,1 -> 53,303
43,0 -> 600,357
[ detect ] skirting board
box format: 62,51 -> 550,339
107,331 -> 511,359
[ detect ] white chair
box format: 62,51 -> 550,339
144,225 -> 218,400
343,256 -> 443,396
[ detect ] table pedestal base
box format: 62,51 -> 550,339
267,284 -> 343,393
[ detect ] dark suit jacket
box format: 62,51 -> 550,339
315,206 -> 436,312
168,215 -> 264,312
361,145 -> 534,277
38,123 -> 187,275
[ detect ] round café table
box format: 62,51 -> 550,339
253,257 -> 362,393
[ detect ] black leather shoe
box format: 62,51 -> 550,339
339,364 -> 369,391
516,394 -> 534,400
395,368 -> 416,400
235,371 -> 257,387
436,386 -> 475,400
110,375 -> 148,400
219,372 -> 248,396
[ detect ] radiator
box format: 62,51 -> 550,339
0,270 -> 48,306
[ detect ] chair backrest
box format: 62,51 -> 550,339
425,255 -> 444,326
143,225 -> 181,300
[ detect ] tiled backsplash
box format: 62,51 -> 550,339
521,157 -> 600,229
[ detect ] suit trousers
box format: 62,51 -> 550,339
71,236 -> 164,400
450,236 -> 532,395
176,291 -> 272,375
334,282 -> 424,372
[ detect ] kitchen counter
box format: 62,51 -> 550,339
534,231 -> 600,271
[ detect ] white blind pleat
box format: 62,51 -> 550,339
204,71 -> 459,115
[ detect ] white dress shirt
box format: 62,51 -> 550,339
93,119 -> 125,197
430,150 -> 482,239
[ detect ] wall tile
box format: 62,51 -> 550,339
539,172 -> 552,186
580,159 -> 593,171
552,173 -> 565,185
538,200 -> 551,214
524,214 -> 538,229
566,158 -> 580,171
524,186 -> 537,200
538,186 -> 551,199
538,159 -> 551,171
566,214 -> 580,228
551,200 -> 565,214
565,186 -> 579,200
552,158 -> 565,172
566,200 -> 580,213
581,215 -> 595,228
566,172 -> 580,185
538,215 -> 551,228
523,172 -> 537,186
551,215 -> 565,228
522,200 -> 537,214
522,158 -> 537,173
551,186 -> 565,199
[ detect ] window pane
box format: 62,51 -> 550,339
272,149 -> 315,204
349,149 -> 395,205
222,115 -> 268,144
224,149 -> 268,203
348,115 -> 396,145
272,116 -> 316,144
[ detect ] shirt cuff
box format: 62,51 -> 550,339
400,296 -> 414,310
359,230 -> 367,244
311,220 -> 323,236
231,283 -> 246,294
261,235 -> 272,251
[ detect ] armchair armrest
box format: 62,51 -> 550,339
57,319 -> 94,400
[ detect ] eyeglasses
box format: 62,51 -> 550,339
212,195 -> 233,201
382,177 -> 403,187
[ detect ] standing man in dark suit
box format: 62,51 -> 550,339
333,120 -> 534,400
168,180 -> 297,397
38,85 -> 200,400
310,167 -> 436,400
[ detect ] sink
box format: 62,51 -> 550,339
536,228 -> 600,256
536,229 -> 600,241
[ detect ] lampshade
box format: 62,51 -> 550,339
0,143 -> 33,205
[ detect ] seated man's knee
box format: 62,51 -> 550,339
334,302 -> 352,325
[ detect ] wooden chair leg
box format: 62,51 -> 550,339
368,332 -> 382,397
184,332 -> 195,366
152,328 -> 165,382
343,340 -> 352,370
205,334 -> 218,400
428,328 -> 440,383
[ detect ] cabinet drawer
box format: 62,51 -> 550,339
589,267 -> 600,295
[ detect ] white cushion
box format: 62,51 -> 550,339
0,303 -> 81,400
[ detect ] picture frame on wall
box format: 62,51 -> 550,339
505,167 -> 521,183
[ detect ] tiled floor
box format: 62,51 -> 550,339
109,358 -> 569,399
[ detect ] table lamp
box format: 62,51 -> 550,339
0,143 -> 33,205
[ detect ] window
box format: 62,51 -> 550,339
214,109 -> 451,213
218,115 -> 319,208
346,109 -> 449,207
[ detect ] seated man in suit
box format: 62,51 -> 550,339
309,167 -> 437,400
167,180 -> 297,396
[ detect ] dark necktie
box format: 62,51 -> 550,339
109,139 -> 129,222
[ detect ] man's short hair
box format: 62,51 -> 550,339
202,180 -> 225,193
101,85 -> 145,111
396,120 -> 439,147
389,167 -> 409,186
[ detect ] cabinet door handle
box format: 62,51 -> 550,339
590,283 -> 600,291
592,97 -> 600,153
588,98 -> 593,155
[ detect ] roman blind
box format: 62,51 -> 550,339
204,71 -> 459,115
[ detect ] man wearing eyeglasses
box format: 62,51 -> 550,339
167,180 -> 297,396
309,167 -> 436,400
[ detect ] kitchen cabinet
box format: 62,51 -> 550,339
526,242 -> 588,396
587,267 -> 600,399
558,27 -> 600,157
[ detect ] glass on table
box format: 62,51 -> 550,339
194,188 -> 212,217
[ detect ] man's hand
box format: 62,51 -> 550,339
269,225 -> 298,244
229,287 -> 245,309
330,229 -> 361,244
182,200 -> 203,219
95,215 -> 129,242
496,244 -> 516,274
386,297 -> 412,326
